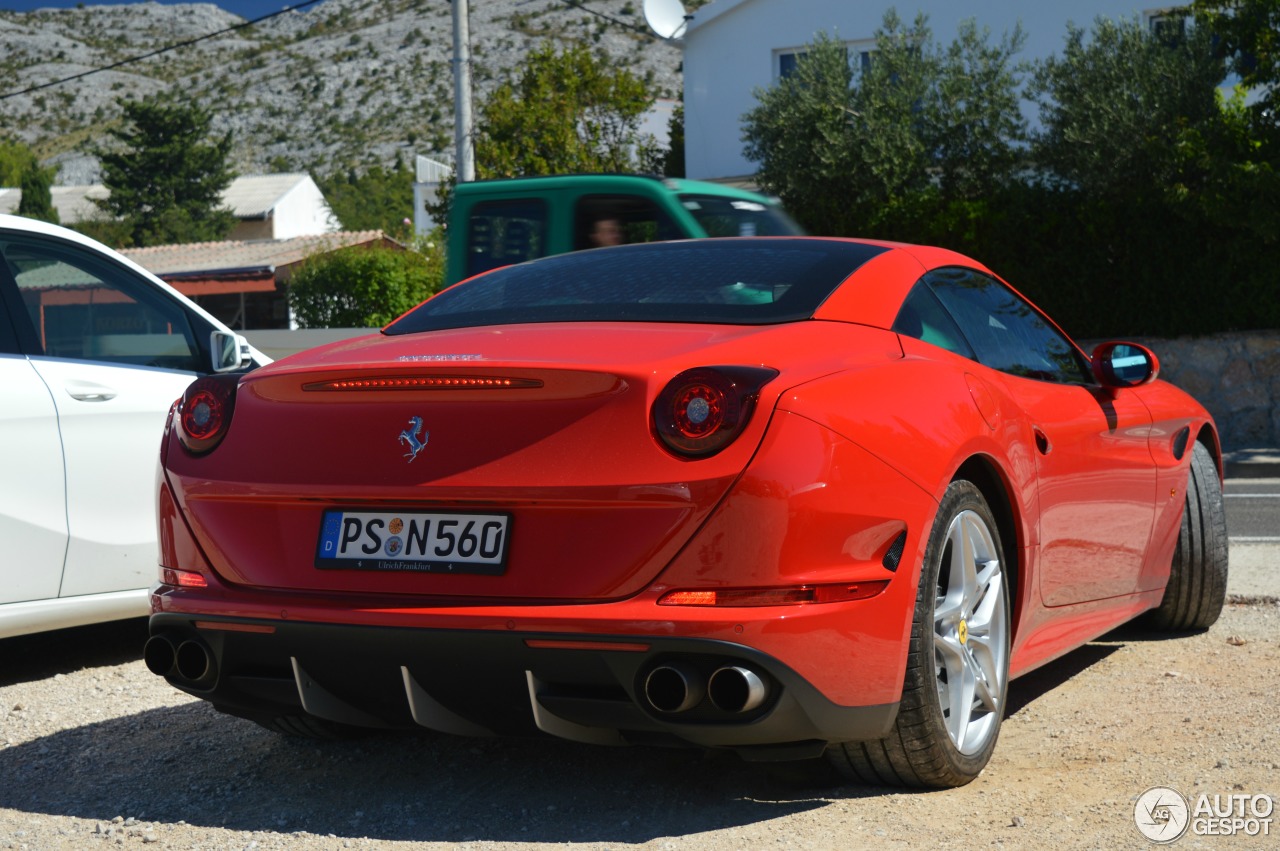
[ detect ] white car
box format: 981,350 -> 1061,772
1,214 -> 268,638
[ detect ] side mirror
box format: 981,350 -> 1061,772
210,330 -> 250,373
1090,341 -> 1159,389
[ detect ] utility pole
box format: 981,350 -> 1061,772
451,0 -> 475,183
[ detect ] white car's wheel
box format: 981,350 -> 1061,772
829,480 -> 1010,787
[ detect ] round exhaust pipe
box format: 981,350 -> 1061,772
174,639 -> 215,685
643,664 -> 705,714
143,635 -> 177,677
708,665 -> 768,713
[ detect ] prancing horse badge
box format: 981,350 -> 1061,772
398,416 -> 429,462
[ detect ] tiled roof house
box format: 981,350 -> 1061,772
121,230 -> 399,329
1,173 -> 374,330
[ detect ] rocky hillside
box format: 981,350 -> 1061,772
0,0 -> 684,184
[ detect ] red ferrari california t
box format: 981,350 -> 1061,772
147,237 -> 1227,788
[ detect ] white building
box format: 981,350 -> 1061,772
682,1 -> 1186,183
222,174 -> 340,240
0,173 -> 339,240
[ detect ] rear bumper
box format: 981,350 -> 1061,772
147,610 -> 898,759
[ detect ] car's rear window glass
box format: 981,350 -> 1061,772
387,239 -> 887,334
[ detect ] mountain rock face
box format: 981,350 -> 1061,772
0,0 -> 684,183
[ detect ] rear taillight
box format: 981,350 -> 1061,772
652,366 -> 777,458
177,374 -> 239,455
658,582 -> 889,607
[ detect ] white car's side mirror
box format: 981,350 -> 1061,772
210,330 -> 250,373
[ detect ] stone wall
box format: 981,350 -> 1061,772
1093,332 -> 1280,452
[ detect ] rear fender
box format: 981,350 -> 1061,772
157,471 -> 213,577
775,349 -> 1041,666
780,345 -> 1038,532
652,410 -> 938,707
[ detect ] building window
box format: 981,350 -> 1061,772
1146,9 -> 1187,45
777,39 -> 874,80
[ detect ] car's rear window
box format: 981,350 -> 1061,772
387,239 -> 887,334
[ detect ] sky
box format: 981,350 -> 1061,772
0,0 -> 303,20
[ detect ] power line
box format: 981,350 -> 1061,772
0,0 -> 327,102
1,0 -> 663,104
551,0 -> 656,40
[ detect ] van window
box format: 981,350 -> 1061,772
679,194 -> 804,237
465,199 -> 548,279
574,195 -> 682,250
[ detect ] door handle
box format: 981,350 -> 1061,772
65,380 -> 118,402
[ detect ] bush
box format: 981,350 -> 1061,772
287,241 -> 444,329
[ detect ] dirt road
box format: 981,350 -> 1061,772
1,599 -> 1276,851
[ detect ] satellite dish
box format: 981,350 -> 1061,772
643,0 -> 689,41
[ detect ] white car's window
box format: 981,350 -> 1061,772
2,235 -> 201,372
0,297 -> 20,354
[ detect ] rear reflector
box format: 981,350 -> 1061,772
161,567 -> 208,588
658,582 -> 889,607
304,376 -> 544,391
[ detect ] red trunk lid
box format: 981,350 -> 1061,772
163,322 -> 891,601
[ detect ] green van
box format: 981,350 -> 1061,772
444,174 -> 803,285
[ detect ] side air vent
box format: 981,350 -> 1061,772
882,531 -> 907,572
1171,426 -> 1191,461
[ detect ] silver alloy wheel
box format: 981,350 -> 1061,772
933,508 -> 1007,755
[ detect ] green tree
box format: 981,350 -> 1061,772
994,15 -> 1280,337
1028,17 -> 1228,195
927,19 -> 1028,200
316,158 -> 415,233
94,95 -> 237,247
1192,0 -> 1280,118
17,164 -> 60,225
476,42 -> 655,177
425,43 -> 657,225
656,101 -> 685,178
287,241 -> 443,328
741,12 -> 1027,236
742,32 -> 864,235
0,139 -> 39,187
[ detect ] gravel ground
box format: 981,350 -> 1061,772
2,602 -> 1277,851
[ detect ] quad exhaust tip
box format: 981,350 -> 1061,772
144,634 -> 216,687
708,665 -> 767,713
143,635 -> 176,677
643,663 -> 704,713
642,662 -> 770,715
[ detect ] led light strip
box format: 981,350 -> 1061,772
304,376 -> 544,391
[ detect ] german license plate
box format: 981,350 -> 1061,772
315,510 -> 510,574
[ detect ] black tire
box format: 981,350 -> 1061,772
1145,441 -> 1229,630
827,480 -> 1011,788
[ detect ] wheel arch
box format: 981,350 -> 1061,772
1193,423 -> 1224,480
952,454 -> 1023,643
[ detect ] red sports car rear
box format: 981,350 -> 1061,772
148,238 -> 1226,788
